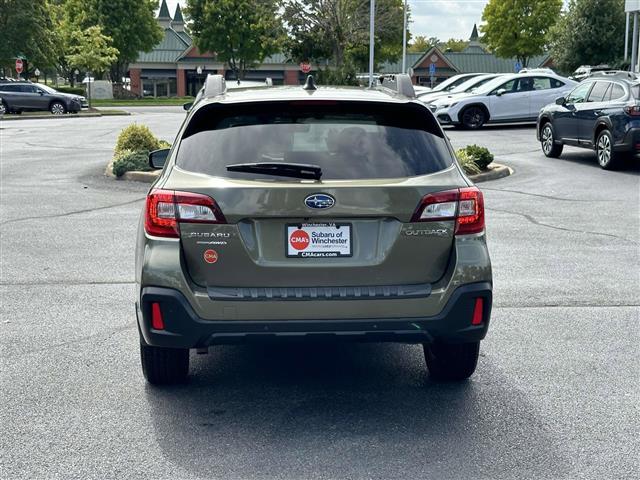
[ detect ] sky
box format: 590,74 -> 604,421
162,0 -> 490,43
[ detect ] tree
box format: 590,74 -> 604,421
0,0 -> 60,76
283,0 -> 406,72
480,0 -> 562,67
549,0 -> 625,74
187,0 -> 284,80
442,38 -> 468,52
65,26 -> 119,79
62,0 -> 162,81
408,36 -> 440,53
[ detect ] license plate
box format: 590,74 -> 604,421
286,223 -> 352,258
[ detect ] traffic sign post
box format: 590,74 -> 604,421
15,58 -> 23,78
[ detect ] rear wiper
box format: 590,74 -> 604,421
226,162 -> 322,180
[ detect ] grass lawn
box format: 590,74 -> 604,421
91,97 -> 193,107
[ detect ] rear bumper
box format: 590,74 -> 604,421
615,127 -> 640,153
137,282 -> 492,348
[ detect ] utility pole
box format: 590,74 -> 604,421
369,0 -> 376,87
632,12 -> 638,73
402,0 -> 407,74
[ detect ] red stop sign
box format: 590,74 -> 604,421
15,59 -> 23,74
300,62 -> 311,74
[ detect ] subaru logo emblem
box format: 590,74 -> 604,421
305,193 -> 335,209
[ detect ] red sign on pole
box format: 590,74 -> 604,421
300,62 -> 311,74
15,58 -> 23,74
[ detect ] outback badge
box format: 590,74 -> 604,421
304,193 -> 335,209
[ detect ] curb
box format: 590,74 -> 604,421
0,110 -> 129,121
469,163 -> 512,183
104,161 -> 160,183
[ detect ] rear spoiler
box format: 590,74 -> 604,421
375,74 -> 416,99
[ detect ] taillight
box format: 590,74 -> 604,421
456,187 -> 484,235
144,189 -> 226,238
411,186 -> 485,235
624,105 -> 640,116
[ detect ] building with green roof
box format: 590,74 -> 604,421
379,24 -> 552,86
129,13 -> 553,96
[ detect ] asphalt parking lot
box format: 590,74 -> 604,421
1,108 -> 639,479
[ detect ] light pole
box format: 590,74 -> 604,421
74,69 -> 79,87
368,0 -> 376,87
402,0 -> 407,74
87,71 -> 92,108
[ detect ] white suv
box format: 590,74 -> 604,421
432,73 -> 577,129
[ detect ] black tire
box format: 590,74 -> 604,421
0,101 -> 6,115
595,129 -> 620,170
140,344 -> 189,385
540,122 -> 563,158
461,106 -> 487,129
424,341 -> 480,381
50,101 -> 66,115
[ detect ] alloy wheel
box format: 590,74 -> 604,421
542,125 -> 554,155
51,103 -> 65,115
463,108 -> 485,129
597,133 -> 611,167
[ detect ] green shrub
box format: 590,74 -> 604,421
112,150 -> 151,177
56,85 -> 85,95
114,124 -> 160,155
461,144 -> 494,170
456,149 -> 481,175
157,140 -> 171,150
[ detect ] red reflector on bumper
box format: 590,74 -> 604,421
151,302 -> 165,330
471,298 -> 484,325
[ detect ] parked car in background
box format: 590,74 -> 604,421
0,81 -> 88,115
420,74 -> 503,110
416,73 -> 484,98
569,65 -> 611,82
433,72 -> 577,129
537,72 -> 640,170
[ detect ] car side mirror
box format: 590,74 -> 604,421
38,90 -> 44,95
183,102 -> 193,111
149,148 -> 170,169
555,96 -> 566,106
495,88 -> 507,97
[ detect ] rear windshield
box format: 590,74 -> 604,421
176,101 -> 453,180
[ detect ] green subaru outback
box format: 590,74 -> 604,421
135,74 -> 492,385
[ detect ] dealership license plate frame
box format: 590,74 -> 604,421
286,223 -> 353,258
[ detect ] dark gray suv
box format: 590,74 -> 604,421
0,81 -> 88,115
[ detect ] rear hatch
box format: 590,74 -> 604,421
164,100 -> 467,291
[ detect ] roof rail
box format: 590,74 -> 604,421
590,70 -> 639,80
375,74 -> 416,98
